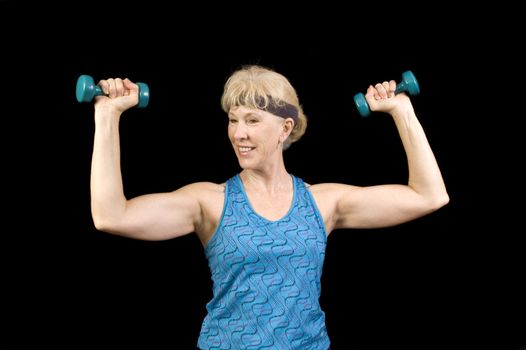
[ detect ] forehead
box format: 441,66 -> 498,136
228,106 -> 264,117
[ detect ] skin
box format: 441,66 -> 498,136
90,78 -> 449,247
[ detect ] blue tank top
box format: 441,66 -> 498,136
198,174 -> 330,350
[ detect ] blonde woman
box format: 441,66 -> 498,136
90,65 -> 449,349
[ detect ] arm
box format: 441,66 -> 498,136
317,80 -> 449,231
90,78 -> 202,240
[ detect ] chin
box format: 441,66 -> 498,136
237,158 -> 256,170
238,162 -> 251,170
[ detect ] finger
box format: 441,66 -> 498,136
381,81 -> 392,98
375,82 -> 387,99
123,78 -> 138,96
389,80 -> 396,97
98,79 -> 110,95
114,78 -> 125,97
365,85 -> 376,99
107,78 -> 116,98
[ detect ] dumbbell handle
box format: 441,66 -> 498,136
76,75 -> 150,108
354,70 -> 419,117
88,84 -> 104,98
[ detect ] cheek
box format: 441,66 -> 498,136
227,126 -> 235,140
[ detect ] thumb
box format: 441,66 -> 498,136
123,78 -> 138,93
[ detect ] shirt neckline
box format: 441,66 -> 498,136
234,173 -> 297,224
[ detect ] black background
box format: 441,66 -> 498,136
2,1 -> 525,349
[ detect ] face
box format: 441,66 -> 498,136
228,106 -> 290,170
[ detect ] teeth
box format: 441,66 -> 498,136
239,147 -> 252,152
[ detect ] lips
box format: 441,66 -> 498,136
238,146 -> 254,152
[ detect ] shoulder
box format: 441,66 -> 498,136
173,182 -> 226,214
308,182 -> 361,200
167,182 -> 225,205
176,181 -> 226,196
306,182 -> 354,191
293,175 -> 357,192
309,183 -> 362,225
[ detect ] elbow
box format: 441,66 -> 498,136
92,211 -> 122,234
91,203 -> 126,234
92,216 -> 114,233
441,192 -> 450,208
428,191 -> 450,212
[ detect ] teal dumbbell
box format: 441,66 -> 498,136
353,70 -> 420,117
76,74 -> 150,108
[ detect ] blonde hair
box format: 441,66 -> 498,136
221,65 -> 307,149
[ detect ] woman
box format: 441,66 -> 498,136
90,65 -> 449,349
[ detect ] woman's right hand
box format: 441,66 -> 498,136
94,78 -> 140,114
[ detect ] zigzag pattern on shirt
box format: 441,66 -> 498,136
198,175 -> 330,350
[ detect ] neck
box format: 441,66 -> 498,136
240,164 -> 291,195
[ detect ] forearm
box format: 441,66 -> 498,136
392,104 -> 449,205
90,111 -> 127,229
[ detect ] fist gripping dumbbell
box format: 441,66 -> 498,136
353,70 -> 420,117
76,75 -> 150,108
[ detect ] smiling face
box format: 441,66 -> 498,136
228,106 -> 291,170
221,65 -> 307,153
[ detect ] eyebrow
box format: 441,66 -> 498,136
228,111 -> 260,118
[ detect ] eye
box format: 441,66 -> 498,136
247,119 -> 258,125
228,119 -> 238,124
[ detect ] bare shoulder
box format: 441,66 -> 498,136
175,181 -> 225,199
303,182 -> 360,234
308,182 -> 359,195
306,182 -> 355,208
180,182 -> 226,242
181,181 -> 225,191
307,182 -> 362,209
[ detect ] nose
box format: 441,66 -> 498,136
233,123 -> 248,141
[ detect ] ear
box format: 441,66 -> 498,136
282,118 -> 294,139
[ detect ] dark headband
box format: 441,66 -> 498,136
255,96 -> 299,125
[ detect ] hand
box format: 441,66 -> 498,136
94,78 -> 140,113
365,80 -> 411,115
